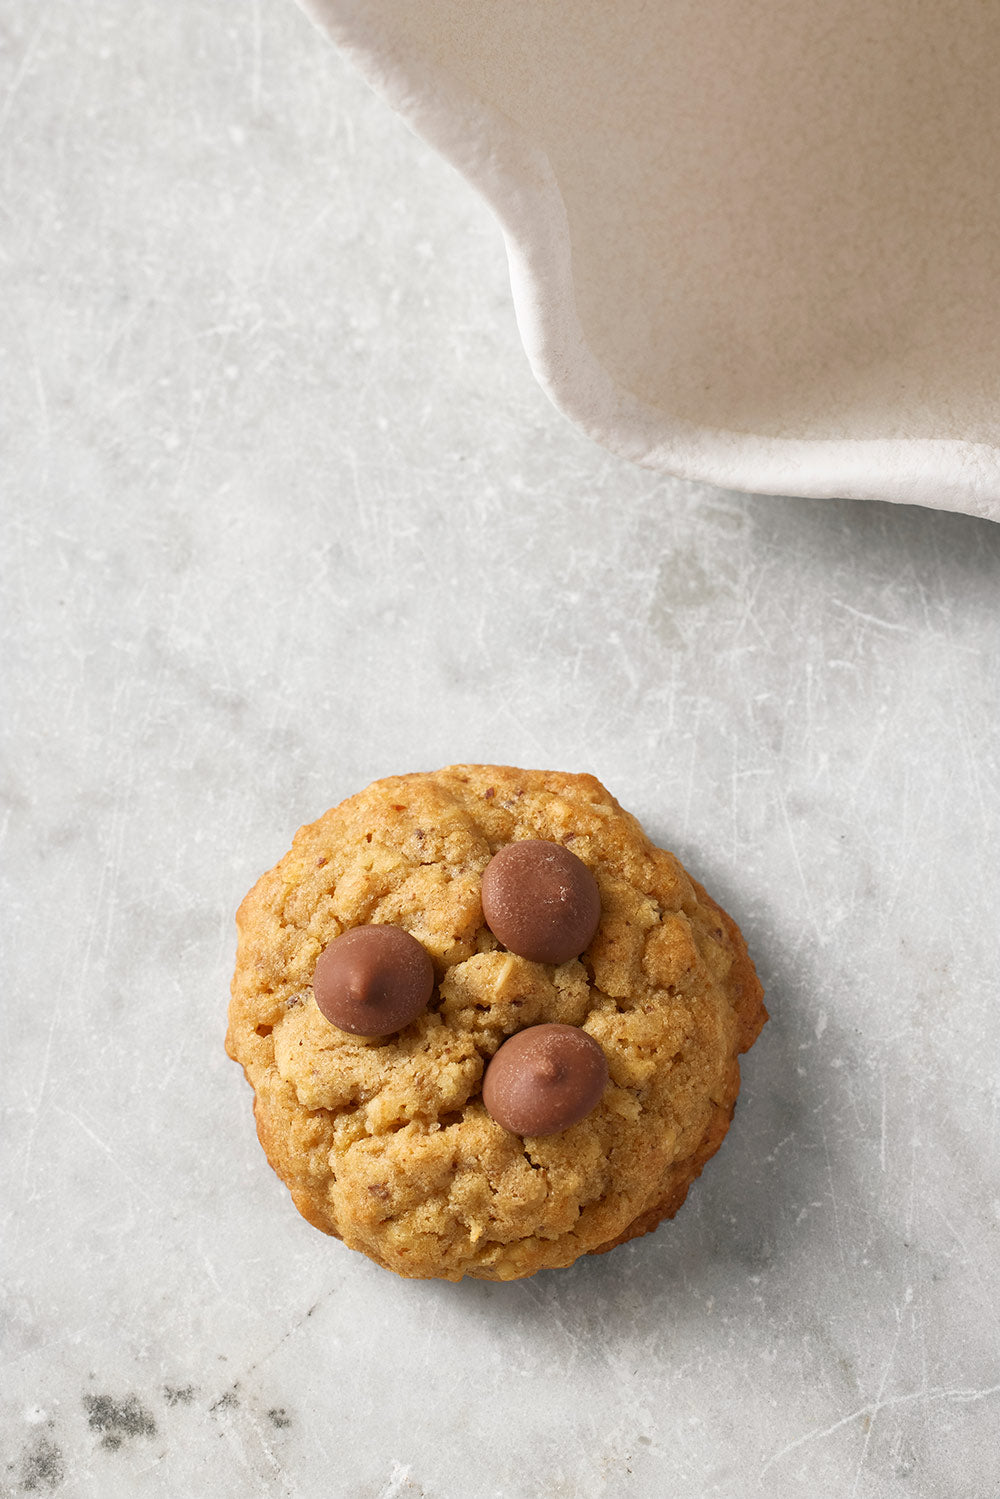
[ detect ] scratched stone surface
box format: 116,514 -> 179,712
2,3 -> 999,1497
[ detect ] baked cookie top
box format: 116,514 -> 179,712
227,766 -> 765,1281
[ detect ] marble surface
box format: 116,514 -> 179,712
2,3 -> 999,1497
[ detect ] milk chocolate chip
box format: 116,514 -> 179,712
480,839 -> 601,964
482,1023 -> 609,1136
312,925 -> 434,1037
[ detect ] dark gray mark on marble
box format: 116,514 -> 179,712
232,1295 -> 327,1391
209,1386 -> 240,1414
82,1394 -> 156,1452
19,1434 -> 65,1492
162,1384 -> 196,1407
267,1408 -> 291,1429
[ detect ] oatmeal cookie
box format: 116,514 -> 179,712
226,766 -> 766,1280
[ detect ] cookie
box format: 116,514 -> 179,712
226,766 -> 766,1281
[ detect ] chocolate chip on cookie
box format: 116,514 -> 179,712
312,925 -> 434,1037
480,839 -> 601,964
483,1023 -> 609,1136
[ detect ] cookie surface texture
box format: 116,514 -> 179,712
226,766 -> 766,1281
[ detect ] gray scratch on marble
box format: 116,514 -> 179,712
761,1382 -> 1000,1477
831,599 -> 914,635
850,1290 -> 910,1496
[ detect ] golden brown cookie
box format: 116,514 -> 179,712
226,766 -> 766,1281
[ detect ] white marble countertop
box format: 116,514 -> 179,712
3,4 -> 999,1497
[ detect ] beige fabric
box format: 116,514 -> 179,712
298,0 -> 1000,516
